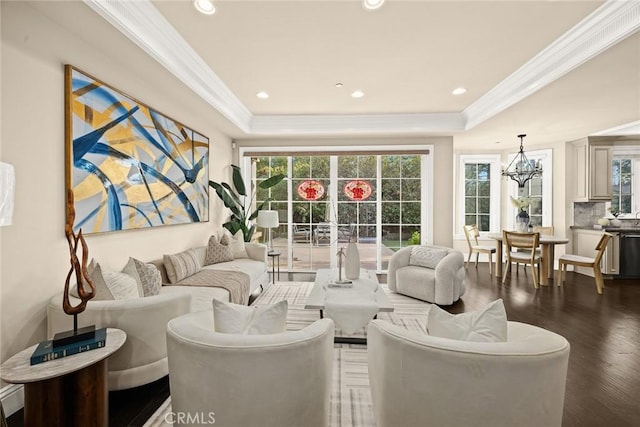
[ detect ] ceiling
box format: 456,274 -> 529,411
58,1 -> 640,148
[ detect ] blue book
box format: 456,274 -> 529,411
30,327 -> 107,365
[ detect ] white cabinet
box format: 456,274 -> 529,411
571,138 -> 612,201
572,229 -> 618,276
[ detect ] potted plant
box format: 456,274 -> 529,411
210,165 -> 285,242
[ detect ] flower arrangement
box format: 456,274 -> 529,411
607,207 -> 621,218
510,196 -> 532,211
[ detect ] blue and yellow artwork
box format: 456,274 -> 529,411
65,65 -> 209,233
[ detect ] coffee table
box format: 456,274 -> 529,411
305,268 -> 394,344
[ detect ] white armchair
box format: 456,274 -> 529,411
47,291 -> 191,390
368,319 -> 570,427
387,245 -> 466,305
166,310 -> 334,427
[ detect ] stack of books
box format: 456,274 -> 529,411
30,327 -> 107,365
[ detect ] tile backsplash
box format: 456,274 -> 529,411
574,202 -> 606,226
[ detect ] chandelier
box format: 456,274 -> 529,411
501,134 -> 542,188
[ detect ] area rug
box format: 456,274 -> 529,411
143,281 -> 431,427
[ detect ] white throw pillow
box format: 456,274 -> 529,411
204,234 -> 234,266
70,260 -> 139,300
409,246 -> 448,269
224,230 -> 249,259
164,249 -> 201,284
101,271 -> 140,300
427,299 -> 507,342
212,299 -> 288,334
122,257 -> 162,296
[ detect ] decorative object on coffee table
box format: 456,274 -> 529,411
345,242 -> 360,280
335,247 -> 352,285
55,189 -> 97,347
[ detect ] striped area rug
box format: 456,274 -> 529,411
143,282 -> 431,427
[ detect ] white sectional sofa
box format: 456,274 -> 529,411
151,243 -> 269,312
47,241 -> 269,390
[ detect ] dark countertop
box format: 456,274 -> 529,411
571,224 -> 640,233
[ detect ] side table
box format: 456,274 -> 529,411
0,328 -> 126,427
267,250 -> 281,283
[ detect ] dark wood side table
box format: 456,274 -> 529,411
0,328 -> 126,427
267,250 -> 281,283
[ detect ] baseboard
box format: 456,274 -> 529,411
0,384 -> 23,417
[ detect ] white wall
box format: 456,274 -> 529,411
0,2 -> 232,366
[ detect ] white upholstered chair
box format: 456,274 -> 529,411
166,310 -> 334,427
387,245 -> 466,305
368,319 -> 570,427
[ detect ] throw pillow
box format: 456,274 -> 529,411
224,229 -> 249,259
164,249 -> 201,284
122,257 -> 162,296
205,234 -> 234,266
427,299 -> 507,342
70,260 -> 139,300
70,258 -> 99,298
101,270 -> 140,300
409,246 -> 448,269
212,299 -> 288,334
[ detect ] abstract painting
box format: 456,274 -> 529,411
65,65 -> 209,234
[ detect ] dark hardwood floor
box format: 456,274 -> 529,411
7,267 -> 640,426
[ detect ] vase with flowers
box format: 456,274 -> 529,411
607,207 -> 622,227
511,196 -> 532,232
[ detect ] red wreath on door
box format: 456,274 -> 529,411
297,180 -> 325,201
344,180 -> 372,201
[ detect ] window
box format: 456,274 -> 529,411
507,149 -> 552,229
243,146 -> 433,272
609,152 -> 640,217
458,155 -> 501,232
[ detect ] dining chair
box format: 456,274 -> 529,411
557,233 -> 611,294
502,231 -> 541,288
463,224 -> 496,275
516,226 -> 554,271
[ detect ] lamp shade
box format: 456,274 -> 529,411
257,210 -> 279,228
0,162 -> 15,226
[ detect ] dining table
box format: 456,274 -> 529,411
488,232 -> 570,286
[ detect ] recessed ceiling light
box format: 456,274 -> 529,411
335,83 -> 343,88
194,0 -> 215,15
351,90 -> 365,98
256,91 -> 269,99
363,0 -> 385,11
452,87 -> 467,95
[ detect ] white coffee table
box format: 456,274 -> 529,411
306,268 -> 394,344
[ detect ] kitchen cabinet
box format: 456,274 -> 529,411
571,138 -> 612,201
572,229 -> 619,276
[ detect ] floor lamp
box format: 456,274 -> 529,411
257,210 -> 279,253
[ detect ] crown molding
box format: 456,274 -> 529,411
249,113 -> 465,135
83,0 -> 252,133
463,0 -> 640,130
84,0 -> 639,137
592,120 -> 640,136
